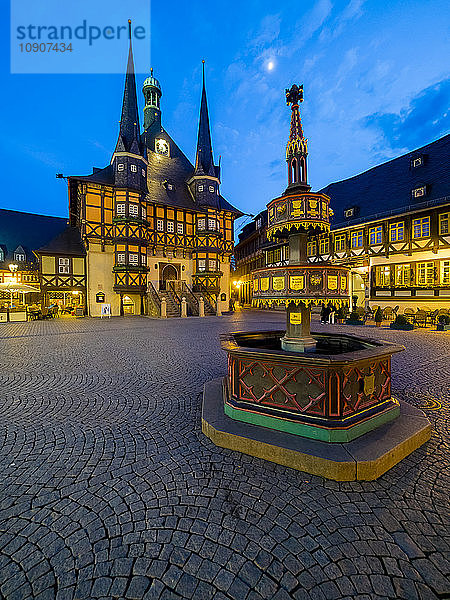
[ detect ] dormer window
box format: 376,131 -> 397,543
256,218 -> 262,229
411,156 -> 423,168
209,185 -> 215,192
117,164 -> 124,171
412,186 -> 427,199
15,252 -> 25,262
344,208 -> 354,218
141,169 -> 146,177
0,249 -> 4,261
130,165 -> 137,173
198,185 -> 204,192
167,183 -> 173,190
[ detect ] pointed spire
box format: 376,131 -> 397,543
285,84 -> 309,192
194,61 -> 216,177
115,20 -> 142,155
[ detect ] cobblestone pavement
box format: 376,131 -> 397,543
0,312 -> 449,600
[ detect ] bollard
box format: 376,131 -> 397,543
161,297 -> 167,318
216,296 -> 222,317
199,297 -> 205,317
181,296 -> 187,317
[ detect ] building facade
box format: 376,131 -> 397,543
234,134 -> 450,310
2,28 -> 241,318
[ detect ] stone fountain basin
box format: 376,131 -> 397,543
221,330 -> 404,443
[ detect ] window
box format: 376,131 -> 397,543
198,185 -> 204,192
411,157 -> 423,168
369,226 -> 382,244
209,186 -> 215,192
274,248 -> 281,263
116,203 -> 126,215
351,230 -> 363,248
177,223 -> 184,234
395,264 -> 410,286
319,238 -> 329,254
412,186 -> 426,199
335,234 -> 346,252
117,253 -> 126,264
167,221 -> 174,233
307,241 -> 317,256
209,259 -> 217,271
376,266 -> 391,286
441,260 -> 450,285
208,218 -> 216,230
390,222 -> 404,242
413,216 -> 430,238
130,164 -> 137,173
156,219 -> 164,232
117,163 -> 124,171
141,169 -> 146,177
129,253 -> 139,265
142,207 -> 146,220
0,249 -> 3,261
129,204 -> 139,216
198,259 -> 206,272
439,213 -> 449,235
344,208 -> 354,218
58,257 -> 70,274
15,253 -> 25,262
167,183 -> 173,190
256,218 -> 262,229
198,218 -> 206,230
141,254 -> 147,265
417,262 -> 434,285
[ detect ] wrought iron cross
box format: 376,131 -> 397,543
286,84 -> 304,106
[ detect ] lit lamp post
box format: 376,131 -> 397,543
8,264 -> 18,307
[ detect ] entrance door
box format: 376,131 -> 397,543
122,295 -> 135,315
160,264 -> 178,291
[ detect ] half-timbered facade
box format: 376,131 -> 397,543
65,30 -> 240,316
235,134 -> 450,310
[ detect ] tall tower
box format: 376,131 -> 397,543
285,84 -> 310,194
189,62 -> 223,299
143,68 -> 162,132
111,21 -> 149,313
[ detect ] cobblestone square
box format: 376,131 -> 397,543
0,312 -> 449,599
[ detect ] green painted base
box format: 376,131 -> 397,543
224,400 -> 400,443
203,378 -> 431,481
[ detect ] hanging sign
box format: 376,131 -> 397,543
96,291 -> 105,303
260,277 -> 269,292
328,275 -> 338,290
272,276 -> 285,291
290,312 -> 302,324
289,275 -> 305,290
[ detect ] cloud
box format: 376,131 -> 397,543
319,0 -> 366,42
362,78 -> 450,151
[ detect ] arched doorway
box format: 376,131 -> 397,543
122,295 -> 135,315
160,264 -> 178,290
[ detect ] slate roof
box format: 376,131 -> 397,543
320,134 -> 450,228
0,208 -> 68,265
37,226 -> 86,256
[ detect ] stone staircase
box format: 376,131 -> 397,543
158,290 -> 180,317
192,292 -> 216,315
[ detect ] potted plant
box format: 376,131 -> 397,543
336,306 -> 347,324
390,314 -> 415,331
437,314 -> 450,331
346,311 -> 364,326
374,306 -> 383,327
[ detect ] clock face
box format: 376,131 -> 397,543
155,138 -> 169,156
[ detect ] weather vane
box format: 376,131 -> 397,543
285,84 -> 304,106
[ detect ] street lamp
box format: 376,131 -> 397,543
8,264 -> 18,307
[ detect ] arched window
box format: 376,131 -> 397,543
291,158 -> 297,183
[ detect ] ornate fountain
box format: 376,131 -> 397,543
202,85 -> 431,480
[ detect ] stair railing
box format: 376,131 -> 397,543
181,282 -> 199,316
147,282 -> 161,317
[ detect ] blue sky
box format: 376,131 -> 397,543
1,0 -> 449,227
